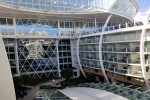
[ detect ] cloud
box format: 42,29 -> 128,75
134,7 -> 150,21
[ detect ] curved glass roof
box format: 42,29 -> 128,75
35,89 -> 72,100
77,82 -> 150,100
0,0 -> 138,20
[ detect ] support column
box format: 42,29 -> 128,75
57,20 -> 61,36
94,18 -> 97,29
13,18 -> 17,36
99,14 -> 112,83
56,39 -> 61,77
0,34 -> 16,100
13,18 -> 20,76
15,39 -> 20,76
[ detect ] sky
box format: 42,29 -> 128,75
134,0 -> 150,21
138,0 -> 150,12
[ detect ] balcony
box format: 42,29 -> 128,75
80,56 -> 99,61
145,47 -> 150,53
80,39 -> 99,44
80,48 -> 99,52
102,47 -> 140,53
116,58 -> 141,64
102,56 -> 148,65
81,63 -> 101,68
102,56 -> 108,61
104,66 -> 143,77
86,22 -> 143,36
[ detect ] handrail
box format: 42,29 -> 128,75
104,66 -> 143,77
102,47 -> 140,52
1,21 -> 146,37
102,56 -> 148,65
60,21 -> 145,37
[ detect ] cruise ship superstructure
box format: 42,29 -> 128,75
0,0 -> 150,99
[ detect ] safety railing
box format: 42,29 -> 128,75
102,47 -> 140,52
79,47 -> 99,51
61,21 -> 144,37
102,56 -> 148,65
104,66 -> 143,77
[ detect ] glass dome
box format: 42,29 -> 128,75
0,0 -> 138,20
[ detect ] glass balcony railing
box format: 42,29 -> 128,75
128,70 -> 143,77
102,47 -> 140,52
102,56 -> 148,65
80,56 -> 99,60
80,39 -> 99,44
80,48 -> 99,51
104,66 -> 143,77
78,22 -> 144,37
81,62 -> 100,68
145,48 -> 150,52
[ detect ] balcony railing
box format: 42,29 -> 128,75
80,48 -> 99,51
102,56 -> 148,65
104,66 -> 143,77
145,47 -> 150,52
102,47 -> 140,52
80,39 -> 99,44
81,63 -> 101,68
80,56 -> 99,60
62,22 -> 144,37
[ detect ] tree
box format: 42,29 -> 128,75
86,74 -> 95,82
13,77 -> 23,90
21,75 -> 32,86
61,68 -> 73,80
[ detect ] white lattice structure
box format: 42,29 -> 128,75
17,39 -> 59,78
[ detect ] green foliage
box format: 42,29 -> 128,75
21,75 -> 32,86
13,75 -> 55,91
20,75 -> 55,86
61,81 -> 75,87
60,77 -> 87,88
86,74 -> 96,82
13,77 -> 23,90
61,68 -> 73,80
39,85 -> 54,89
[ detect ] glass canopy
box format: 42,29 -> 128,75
0,0 -> 138,19
77,82 -> 150,100
35,89 -> 72,100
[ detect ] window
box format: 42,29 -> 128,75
126,76 -> 131,81
68,58 -> 71,62
146,67 -> 149,72
60,22 -> 65,28
9,47 -> 15,52
0,18 -> 6,25
7,19 -> 13,25
73,72 -> 77,76
67,46 -> 70,50
65,22 -> 70,28
10,54 -> 15,59
113,73 -> 117,78
95,69 -> 98,73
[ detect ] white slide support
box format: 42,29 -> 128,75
98,14 -> 112,83
77,36 -> 86,78
140,11 -> 150,89
0,34 -> 16,100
